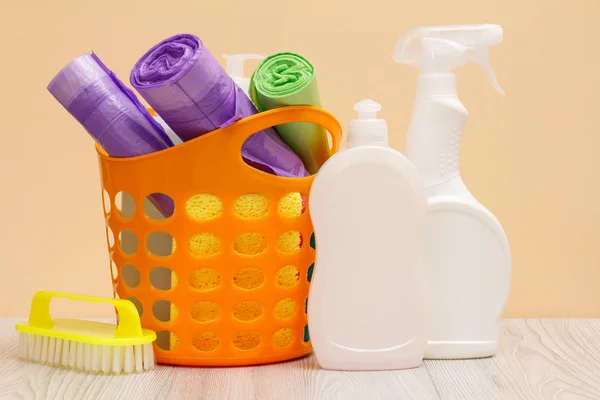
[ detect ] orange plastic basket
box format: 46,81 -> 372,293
97,106 -> 342,366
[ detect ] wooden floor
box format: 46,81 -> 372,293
0,319 -> 599,399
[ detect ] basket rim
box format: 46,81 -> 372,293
95,105 -> 342,164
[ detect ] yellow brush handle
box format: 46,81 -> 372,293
28,291 -> 143,339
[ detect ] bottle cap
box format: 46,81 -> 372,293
347,99 -> 388,147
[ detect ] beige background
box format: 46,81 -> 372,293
0,0 -> 598,317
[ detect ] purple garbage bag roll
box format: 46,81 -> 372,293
130,34 -> 309,178
47,53 -> 175,217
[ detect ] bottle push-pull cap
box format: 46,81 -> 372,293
354,99 -> 382,119
347,99 -> 388,147
393,24 -> 505,95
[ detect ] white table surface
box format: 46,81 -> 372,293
1,319 -> 599,400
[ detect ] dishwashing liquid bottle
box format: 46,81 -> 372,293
394,24 -> 511,359
307,99 -> 429,371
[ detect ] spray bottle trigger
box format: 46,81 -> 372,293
473,47 -> 505,95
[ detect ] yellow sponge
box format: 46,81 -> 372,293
277,231 -> 302,254
188,233 -> 221,257
169,332 -> 179,351
275,265 -> 300,288
232,301 -> 263,321
233,331 -> 261,350
233,267 -> 265,290
233,194 -> 269,219
272,328 -> 293,347
278,192 -> 306,218
185,194 -> 223,221
191,301 -> 220,322
234,232 -> 267,255
273,298 -> 297,320
192,332 -> 219,352
189,268 -> 221,291
169,303 -> 179,321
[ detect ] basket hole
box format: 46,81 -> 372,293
307,263 -> 314,283
156,331 -> 178,351
122,264 -> 140,288
305,298 -> 308,313
153,300 -> 177,322
275,265 -> 300,288
119,230 -> 138,255
233,232 -> 267,256
233,331 -> 261,351
273,298 -> 297,320
191,301 -> 221,323
185,194 -> 223,221
272,328 -> 293,348
150,267 -> 176,291
233,194 -> 269,219
310,232 -> 316,249
144,194 -> 175,220
115,191 -> 135,219
189,268 -> 221,291
188,233 -> 221,257
192,332 -> 219,352
277,231 -> 303,254
147,232 -> 175,257
106,226 -> 115,249
303,325 -> 310,342
102,189 -> 111,214
232,301 -> 263,322
110,261 -> 118,281
278,192 -> 307,218
128,296 -> 143,316
233,267 -> 265,290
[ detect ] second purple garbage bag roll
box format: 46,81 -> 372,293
130,34 -> 309,178
47,53 -> 175,217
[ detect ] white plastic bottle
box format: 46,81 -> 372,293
222,53 -> 265,96
394,24 -> 511,359
308,99 -> 429,371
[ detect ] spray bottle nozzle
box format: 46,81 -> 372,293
393,24 -> 505,95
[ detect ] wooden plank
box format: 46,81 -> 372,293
162,355 -> 439,400
3,318 -> 599,399
424,319 -> 600,400
0,318 -> 439,400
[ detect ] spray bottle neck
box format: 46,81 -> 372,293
416,73 -> 458,97
405,72 -> 468,188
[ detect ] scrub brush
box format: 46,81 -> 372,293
15,291 -> 156,374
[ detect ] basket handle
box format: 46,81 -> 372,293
27,290 -> 144,338
227,105 -> 343,156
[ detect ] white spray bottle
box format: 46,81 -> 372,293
393,24 -> 511,359
308,100 -> 429,371
222,54 -> 265,96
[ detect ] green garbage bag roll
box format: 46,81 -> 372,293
250,52 -> 330,174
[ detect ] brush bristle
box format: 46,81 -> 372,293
18,332 -> 155,374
